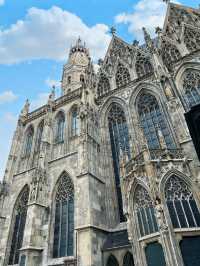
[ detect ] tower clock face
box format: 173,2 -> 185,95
71,52 -> 88,66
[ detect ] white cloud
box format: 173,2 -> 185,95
115,0 -> 180,42
0,0 -> 4,6
0,6 -> 111,64
30,92 -> 49,110
0,90 -> 18,104
45,78 -> 60,88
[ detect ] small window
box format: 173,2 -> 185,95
71,108 -> 79,137
80,74 -> 85,83
145,242 -> 166,266
106,255 -> 119,266
55,112 -> 65,143
23,126 -> 34,157
68,76 -> 71,84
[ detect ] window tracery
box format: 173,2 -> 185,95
23,126 -> 34,157
182,70 -> 200,108
135,53 -> 153,78
184,27 -> 200,52
106,255 -> 119,266
123,252 -> 135,266
161,41 -> 181,71
53,174 -> 74,258
134,185 -> 158,237
55,112 -> 65,143
116,63 -> 130,88
108,103 -> 130,222
138,92 -> 176,150
165,175 -> 200,229
97,74 -> 110,97
8,186 -> 29,265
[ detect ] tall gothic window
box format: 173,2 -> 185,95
116,63 -> 130,88
23,126 -> 34,157
161,41 -> 181,71
71,107 -> 79,137
97,74 -> 110,97
145,242 -> 166,266
123,252 -> 135,266
180,236 -> 200,266
34,120 -> 44,152
182,70 -> 200,108
135,53 -> 153,78
134,185 -> 158,237
55,112 -> 65,143
108,103 -> 130,222
53,174 -> 74,258
138,92 -> 176,150
184,27 -> 200,52
106,255 -> 119,266
165,175 -> 200,229
8,186 -> 29,265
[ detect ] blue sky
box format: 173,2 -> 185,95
0,0 -> 197,179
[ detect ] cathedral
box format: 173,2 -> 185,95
1,1 -> 200,266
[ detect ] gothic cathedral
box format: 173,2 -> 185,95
1,2 -> 200,266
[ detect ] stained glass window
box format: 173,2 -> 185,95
134,185 -> 158,237
165,175 -> 200,229
53,174 -> 74,258
55,112 -> 65,143
145,242 -> 166,266
34,121 -> 44,152
123,252 -> 135,266
180,236 -> 200,266
108,103 -> 130,222
8,186 -> 29,265
135,53 -> 153,78
71,108 -> 79,137
106,255 -> 119,266
182,70 -> 200,108
116,63 -> 130,88
138,92 -> 176,150
97,74 -> 110,97
23,126 -> 34,156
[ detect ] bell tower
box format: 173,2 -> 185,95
61,38 -> 90,95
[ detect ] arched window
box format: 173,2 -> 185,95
97,74 -> 110,97
80,74 -> 85,83
145,242 -> 166,266
68,76 -> 71,84
8,186 -> 29,265
34,120 -> 44,152
184,27 -> 200,52
106,255 -> 119,266
180,236 -> 200,266
134,185 -> 158,237
138,92 -> 176,150
55,112 -> 65,143
108,103 -> 130,222
53,174 -> 74,258
116,63 -> 130,88
165,175 -> 200,229
123,252 -> 135,266
161,41 -> 181,71
71,107 -> 79,137
135,53 -> 153,78
23,126 -> 34,157
182,70 -> 200,108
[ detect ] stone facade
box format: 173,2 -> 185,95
1,2 -> 200,266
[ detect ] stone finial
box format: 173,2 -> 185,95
163,0 -> 170,3
133,39 -> 139,46
98,59 -> 103,66
155,26 -> 162,34
110,26 -> 117,36
142,27 -> 154,51
20,99 -> 30,117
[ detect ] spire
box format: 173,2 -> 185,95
142,27 -> 154,51
69,37 -> 89,58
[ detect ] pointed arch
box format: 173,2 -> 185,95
54,111 -> 65,143
133,185 -> 158,237
106,255 -> 119,266
53,172 -> 74,258
160,40 -> 181,71
97,73 -> 111,97
8,185 -> 29,265
164,175 -> 200,229
108,102 -> 130,222
135,52 -> 153,78
34,120 -> 44,152
123,252 -> 135,266
116,63 -> 130,88
137,92 -> 176,150
23,125 -> 34,157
